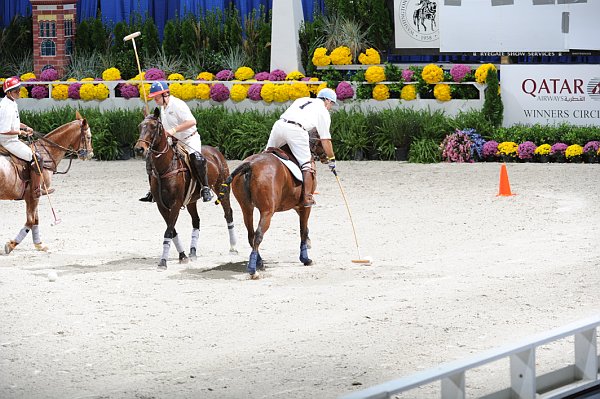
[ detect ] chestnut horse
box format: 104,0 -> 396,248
134,108 -> 237,270
218,131 -> 327,279
1,111 -> 93,254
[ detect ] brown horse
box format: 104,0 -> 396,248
218,131 -> 328,279
134,108 -> 237,270
1,111 -> 93,254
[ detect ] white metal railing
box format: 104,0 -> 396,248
340,315 -> 600,399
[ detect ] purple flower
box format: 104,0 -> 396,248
40,68 -> 59,81
268,69 -> 286,81
402,69 -> 414,82
119,83 -> 139,99
517,141 -> 537,159
31,85 -> 49,99
254,72 -> 270,81
215,69 -> 234,81
210,83 -> 230,102
248,84 -> 263,101
335,81 -> 354,101
145,68 -> 166,81
450,64 -> 471,82
68,83 -> 82,99
482,140 -> 499,158
583,141 -> 600,153
550,142 -> 568,155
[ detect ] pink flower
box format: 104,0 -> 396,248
68,83 -> 82,99
517,141 -> 537,159
450,64 -> 471,82
210,83 -> 230,102
248,84 -> 263,101
335,81 -> 354,101
268,69 -> 286,81
40,68 -> 59,81
551,143 -> 568,154
402,69 -> 414,82
119,83 -> 139,99
254,72 -> 270,81
31,85 -> 49,99
215,69 -> 234,81
145,68 -> 166,81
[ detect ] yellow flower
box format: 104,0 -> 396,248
498,141 -> 518,156
95,83 -> 109,100
196,83 -> 210,100
285,71 -> 305,81
305,77 -> 320,94
230,84 -> 248,102
261,83 -> 276,102
365,66 -> 385,84
20,72 -> 36,81
372,84 -> 390,101
177,83 -> 196,101
169,82 -> 182,99
234,66 -> 255,81
102,67 -> 121,81
289,83 -> 310,100
19,86 -> 28,98
51,84 -> 69,100
197,72 -> 215,81
565,144 -> 583,159
358,48 -> 381,65
312,47 -> 330,67
82,77 -> 95,82
79,83 -> 96,101
316,82 -> 327,93
475,63 -> 497,84
433,84 -> 451,101
139,83 -> 151,101
401,85 -> 417,101
422,64 -> 444,84
274,84 -> 290,102
168,73 -> 185,81
534,144 -> 551,155
330,46 -> 352,65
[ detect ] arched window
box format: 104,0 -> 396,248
41,39 -> 56,56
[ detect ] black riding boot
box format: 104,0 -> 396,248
139,157 -> 154,202
190,152 -> 213,202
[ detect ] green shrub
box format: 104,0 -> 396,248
408,138 -> 441,163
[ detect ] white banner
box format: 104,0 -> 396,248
394,0 -> 439,49
501,65 -> 600,127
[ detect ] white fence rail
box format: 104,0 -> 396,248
340,315 -> 600,399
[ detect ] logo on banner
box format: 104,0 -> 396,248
398,0 -> 439,42
588,78 -> 600,101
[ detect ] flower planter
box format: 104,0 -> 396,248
537,154 -> 550,163
583,152 -> 599,164
394,146 -> 408,161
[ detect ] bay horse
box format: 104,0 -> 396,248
134,108 -> 237,270
218,130 -> 328,279
1,110 -> 93,254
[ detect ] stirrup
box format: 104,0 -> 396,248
139,191 -> 154,202
201,186 -> 213,202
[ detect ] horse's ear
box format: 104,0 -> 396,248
153,107 -> 160,118
75,110 -> 83,120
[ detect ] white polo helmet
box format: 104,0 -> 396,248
317,87 -> 337,104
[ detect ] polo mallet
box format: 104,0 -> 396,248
123,31 -> 149,114
30,146 -> 61,226
331,169 -> 371,265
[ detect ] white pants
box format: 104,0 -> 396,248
0,136 -> 33,161
266,120 -> 311,170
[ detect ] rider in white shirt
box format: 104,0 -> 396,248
266,88 -> 337,207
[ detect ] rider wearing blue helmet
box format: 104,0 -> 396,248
139,81 -> 212,203
265,87 -> 337,207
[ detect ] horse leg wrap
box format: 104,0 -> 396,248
161,238 -> 172,261
173,234 -> 184,254
190,228 -> 200,252
227,222 -> 237,251
31,225 -> 48,251
14,227 -> 30,244
299,241 -> 312,266
247,250 -> 258,275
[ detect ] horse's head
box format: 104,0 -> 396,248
76,111 -> 94,160
135,107 -> 163,158
308,129 -> 329,164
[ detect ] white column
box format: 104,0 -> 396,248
270,0 -> 305,74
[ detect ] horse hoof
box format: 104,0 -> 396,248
179,257 -> 189,264
157,259 -> 167,270
229,247 -> 238,255
34,243 -> 48,252
303,259 -> 313,266
189,248 -> 197,260
250,273 -> 260,280
5,241 -> 16,255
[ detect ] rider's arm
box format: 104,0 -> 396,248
321,139 -> 335,160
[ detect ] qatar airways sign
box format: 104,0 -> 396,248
501,65 -> 600,127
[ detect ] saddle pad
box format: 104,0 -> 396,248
271,153 -> 302,182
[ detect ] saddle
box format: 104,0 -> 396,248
265,145 -> 300,167
0,145 -> 32,181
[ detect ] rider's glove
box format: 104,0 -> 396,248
328,157 -> 336,172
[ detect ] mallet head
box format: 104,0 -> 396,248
123,31 -> 141,42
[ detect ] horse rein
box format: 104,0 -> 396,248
29,120 -> 90,174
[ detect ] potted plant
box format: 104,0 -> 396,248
497,141 -> 518,163
534,143 -> 551,163
550,142 -> 568,163
482,140 -> 499,162
582,141 -> 600,163
440,130 -> 474,163
565,144 -> 584,163
517,141 -> 537,162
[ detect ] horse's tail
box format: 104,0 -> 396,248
216,161 -> 252,205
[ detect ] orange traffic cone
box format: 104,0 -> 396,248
497,163 -> 515,196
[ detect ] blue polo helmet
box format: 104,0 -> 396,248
148,81 -> 169,97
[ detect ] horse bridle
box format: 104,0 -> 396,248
139,115 -> 170,157
30,119 -> 90,174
